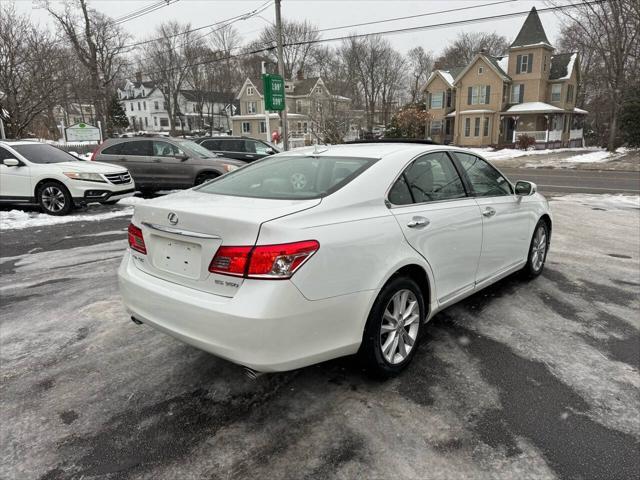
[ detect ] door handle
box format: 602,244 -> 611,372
482,207 -> 496,217
407,216 -> 430,228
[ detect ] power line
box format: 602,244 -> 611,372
114,0 -> 181,26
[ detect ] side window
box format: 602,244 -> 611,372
225,140 -> 245,152
388,175 -> 413,205
401,152 -> 467,203
0,147 -> 15,160
454,153 -> 512,197
120,140 -> 153,156
153,141 -> 180,157
204,140 -> 221,151
244,140 -> 257,154
101,143 -> 123,155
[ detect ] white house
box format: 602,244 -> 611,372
117,79 -> 236,134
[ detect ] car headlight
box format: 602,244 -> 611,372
63,172 -> 106,183
223,164 -> 239,172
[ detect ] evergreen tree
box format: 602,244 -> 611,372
107,94 -> 129,135
620,87 -> 640,148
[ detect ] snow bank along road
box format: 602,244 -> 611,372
1,195 -> 639,479
500,168 -> 640,194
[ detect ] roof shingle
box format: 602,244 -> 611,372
510,7 -> 551,48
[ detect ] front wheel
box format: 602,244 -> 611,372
522,220 -> 549,278
37,181 -> 73,216
359,276 -> 424,377
194,172 -> 219,186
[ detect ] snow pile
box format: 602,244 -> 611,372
558,150 -> 613,163
523,148 -> 628,168
0,208 -> 133,231
470,147 -> 599,161
551,194 -> 640,211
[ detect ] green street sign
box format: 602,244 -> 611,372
262,74 -> 285,111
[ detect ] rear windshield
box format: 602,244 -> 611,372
196,155 -> 377,199
13,144 -> 79,164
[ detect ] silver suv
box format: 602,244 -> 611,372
93,137 -> 245,195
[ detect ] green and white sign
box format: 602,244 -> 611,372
262,74 -> 285,111
65,122 -> 101,142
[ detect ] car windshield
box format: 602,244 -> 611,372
12,144 -> 79,164
175,139 -> 215,158
196,155 -> 377,200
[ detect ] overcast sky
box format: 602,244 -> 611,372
16,0 -> 570,56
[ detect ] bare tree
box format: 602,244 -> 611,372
257,19 -> 320,79
439,32 -> 508,68
406,46 -> 434,104
45,0 -> 130,135
553,0 -> 640,151
0,4 -> 64,137
141,21 -> 198,135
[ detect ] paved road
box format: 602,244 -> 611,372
1,195 -> 639,479
501,167 -> 640,194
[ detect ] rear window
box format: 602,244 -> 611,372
196,155 -> 376,199
120,140 -> 152,156
12,144 -> 78,164
101,143 -> 124,155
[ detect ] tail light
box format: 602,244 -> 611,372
127,223 -> 147,254
209,240 -> 319,279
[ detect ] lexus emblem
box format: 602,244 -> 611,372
167,212 -> 179,225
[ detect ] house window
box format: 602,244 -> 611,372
446,90 -> 452,108
430,120 -> 442,136
154,101 -> 159,110
465,118 -> 471,137
296,100 -> 302,113
160,118 -> 169,127
154,117 -> 158,126
511,84 -> 524,104
145,117 -> 148,127
469,85 -> 489,105
520,55 -> 529,73
474,117 -> 480,136
143,101 -> 146,110
297,122 -> 302,133
478,66 -> 484,75
242,121 -> 251,133
247,101 -> 257,114
483,118 -> 490,137
430,91 -> 443,109
142,90 -> 145,97
445,118 -> 452,135
543,56 -> 548,72
566,84 -> 574,103
551,84 -> 562,102
303,122 -> 308,133
260,121 -> 267,134
247,86 -> 254,96
315,86 -> 322,94
130,103 -> 134,111
137,102 -> 141,110
162,102 -> 166,111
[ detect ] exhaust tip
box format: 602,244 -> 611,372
131,316 -> 143,325
243,367 -> 264,380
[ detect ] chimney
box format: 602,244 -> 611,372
479,48 -> 488,55
135,71 -> 142,83
433,61 -> 443,70
296,69 -> 304,81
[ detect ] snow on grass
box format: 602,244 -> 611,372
551,194 -> 640,211
469,147 -> 600,162
0,208 -> 133,231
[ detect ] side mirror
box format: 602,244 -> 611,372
3,158 -> 20,167
266,148 -> 275,155
176,154 -> 189,161
515,180 -> 536,196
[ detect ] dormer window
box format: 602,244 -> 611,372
247,86 -> 254,96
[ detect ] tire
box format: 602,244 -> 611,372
359,276 -> 425,377
195,172 -> 219,186
138,189 -> 157,198
522,219 -> 549,278
37,181 -> 73,216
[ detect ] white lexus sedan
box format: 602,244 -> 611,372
0,140 -> 135,215
118,142 -> 551,375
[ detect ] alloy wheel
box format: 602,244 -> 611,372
380,289 -> 420,364
41,186 -> 66,213
531,225 -> 547,271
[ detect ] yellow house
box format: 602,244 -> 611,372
424,7 -> 586,148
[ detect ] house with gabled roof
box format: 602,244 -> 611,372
423,7 -> 586,148
232,73 -> 351,143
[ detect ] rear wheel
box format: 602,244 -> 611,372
37,181 -> 73,216
522,220 -> 549,278
138,189 -> 158,198
359,276 -> 424,377
195,172 -> 219,186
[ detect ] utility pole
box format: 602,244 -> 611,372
261,61 -> 271,143
275,0 -> 289,151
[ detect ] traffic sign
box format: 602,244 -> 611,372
262,74 -> 285,111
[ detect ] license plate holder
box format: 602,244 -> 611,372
153,237 -> 202,279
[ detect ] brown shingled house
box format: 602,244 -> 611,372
423,7 -> 586,148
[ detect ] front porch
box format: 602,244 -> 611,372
500,104 -> 587,149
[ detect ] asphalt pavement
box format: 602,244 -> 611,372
500,167 -> 640,194
1,191 -> 639,479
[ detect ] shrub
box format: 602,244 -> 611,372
516,134 -> 536,150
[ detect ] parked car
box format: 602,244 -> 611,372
0,140 -> 135,215
92,137 -> 245,195
195,136 -> 279,162
119,141 -> 551,375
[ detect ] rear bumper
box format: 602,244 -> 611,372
117,251 -> 375,372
